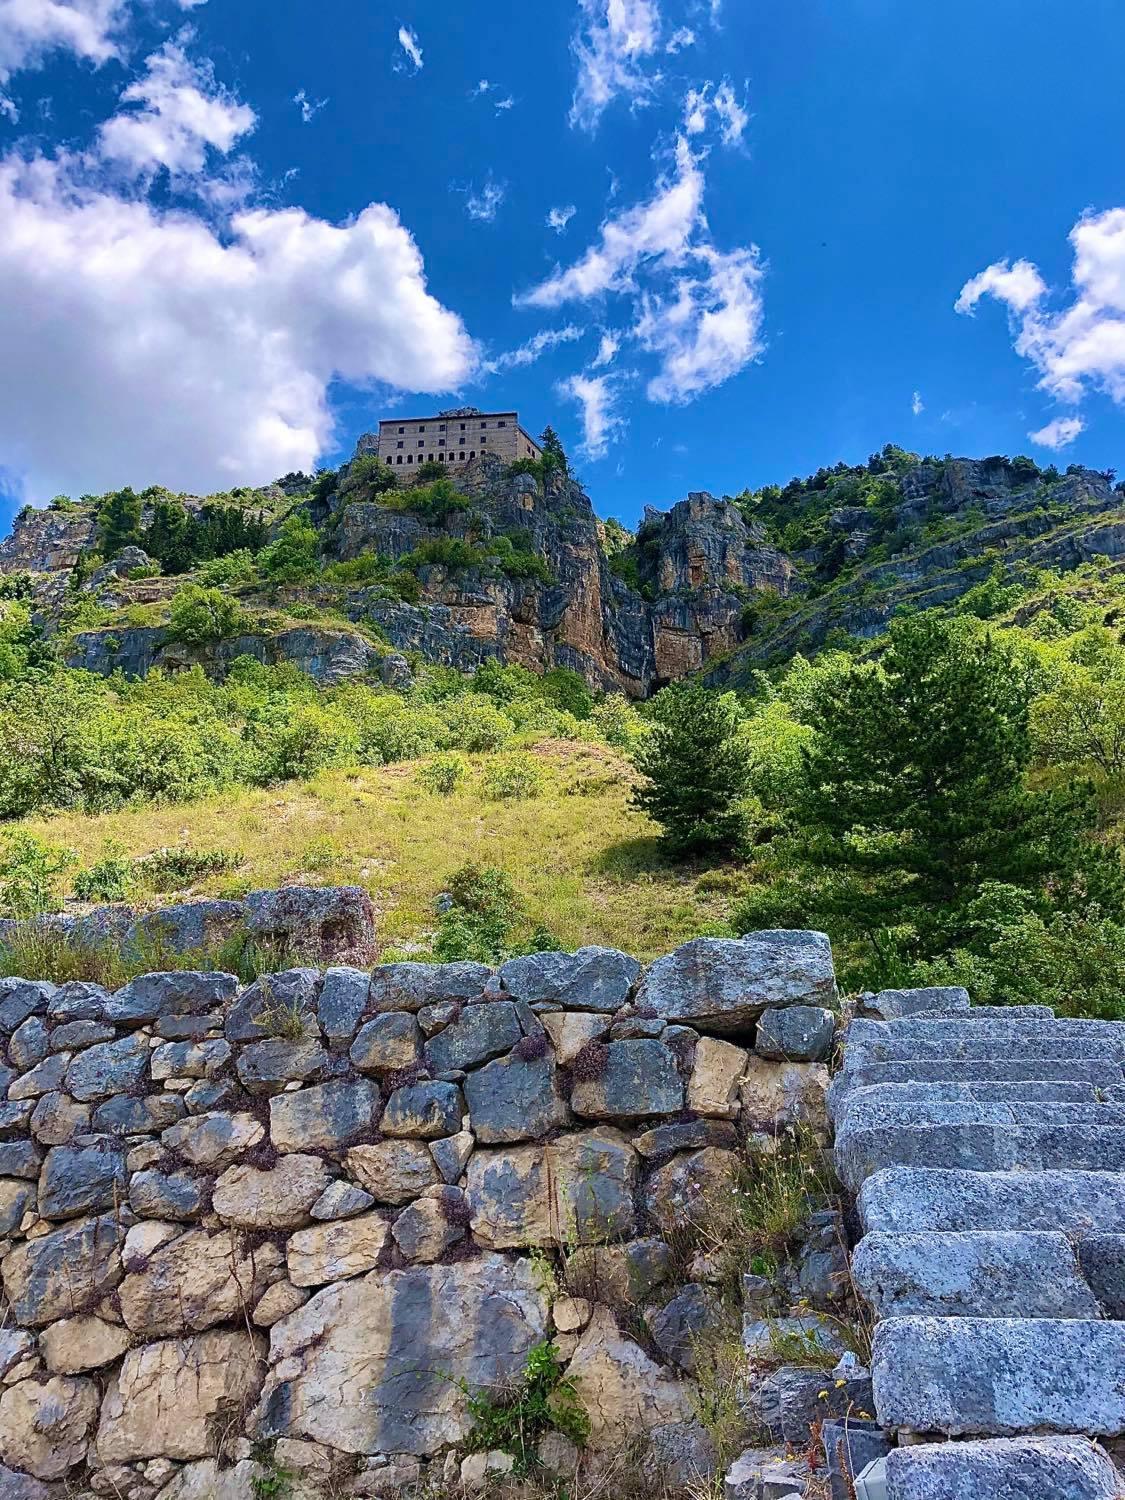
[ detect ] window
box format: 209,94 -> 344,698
396,440 -> 404,448
407,453 -> 413,463
398,426 -> 404,434
439,423 -> 446,431
480,420 -> 487,428
419,425 -> 426,433
459,451 -> 465,461
418,439 -> 424,447
481,435 -> 487,444
428,453 -> 434,462
396,455 -> 403,464
470,450 -> 476,459
460,422 -> 466,431
386,456 -> 393,465
438,438 -> 445,446
498,419 -> 507,428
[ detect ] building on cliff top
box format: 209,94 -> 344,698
366,406 -> 542,473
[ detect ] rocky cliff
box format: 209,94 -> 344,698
2,445 -> 1122,696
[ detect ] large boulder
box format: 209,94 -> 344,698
119,1228 -> 281,1334
884,1436 -> 1125,1499
499,948 -> 641,1012
269,1078 -> 382,1152
368,961 -> 491,1013
565,1305 -> 693,1448
245,885 -> 376,966
636,934 -> 836,1035
2,1211 -> 125,1325
463,1054 -> 569,1143
570,1039 -> 684,1119
38,1136 -> 128,1219
64,1034 -> 149,1101
287,1212 -> 391,1286
423,1002 -> 522,1072
0,1375 -> 100,1479
466,1128 -> 637,1248
106,971 -> 238,1025
212,1155 -> 332,1229
258,1255 -> 548,1455
126,900 -> 247,957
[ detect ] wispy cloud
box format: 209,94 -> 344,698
570,0 -> 663,132
666,26 -> 695,53
470,77 -> 515,112
557,371 -> 624,457
912,390 -> 924,416
683,79 -> 748,146
1029,415 -> 1085,450
396,25 -> 423,73
483,324 -> 584,375
0,91 -> 17,123
592,331 -> 620,367
547,204 -> 577,234
463,177 -> 505,223
293,88 -> 327,124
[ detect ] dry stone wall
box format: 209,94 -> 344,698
0,931 -> 840,1499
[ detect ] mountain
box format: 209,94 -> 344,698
1,441 -> 1122,694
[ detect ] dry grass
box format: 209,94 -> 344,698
14,743 -> 743,961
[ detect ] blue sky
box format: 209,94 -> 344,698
2,0 -> 1125,534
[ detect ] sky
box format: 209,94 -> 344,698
2,0 -> 1125,534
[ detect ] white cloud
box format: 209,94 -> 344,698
665,25 -> 694,52
470,78 -> 492,96
482,324 -> 583,375
683,79 -> 748,145
0,0 -> 127,82
463,177 -> 505,223
592,330 -> 620,367
570,0 -> 663,132
494,95 -> 514,111
0,149 -> 478,498
957,212 -> 1125,412
636,244 -> 764,402
0,88 -> 16,120
912,390 -> 924,416
1029,415 -> 1085,451
293,88 -> 327,124
96,36 -> 256,183
519,136 -> 704,308
396,25 -> 422,73
557,371 -> 623,457
547,203 -> 576,233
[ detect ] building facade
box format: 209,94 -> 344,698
375,407 -> 542,474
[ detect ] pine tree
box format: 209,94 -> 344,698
98,488 -> 142,558
631,679 -> 752,855
538,425 -> 570,480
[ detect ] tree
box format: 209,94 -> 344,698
631,680 -> 752,855
98,488 -> 142,558
786,613 -> 1110,961
538,425 -> 570,480
167,585 -> 244,644
258,514 -> 319,583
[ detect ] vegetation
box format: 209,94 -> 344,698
462,1339 -> 590,1476
167,585 -> 245,643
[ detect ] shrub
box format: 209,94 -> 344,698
198,550 -> 257,587
259,514 -> 320,583
168,585 -> 245,644
138,846 -> 243,892
433,863 -> 557,963
73,841 -> 135,902
340,454 -> 397,496
0,831 -> 77,916
417,753 -> 468,795
462,1339 -> 589,1474
482,753 -> 543,801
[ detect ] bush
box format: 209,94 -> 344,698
417,753 -> 469,795
482,753 -> 543,800
340,454 -> 397,496
198,550 -> 257,587
138,846 -> 243,892
433,863 -> 557,963
259,514 -> 320,583
73,841 -> 135,902
0,831 -> 76,916
168,585 -> 245,644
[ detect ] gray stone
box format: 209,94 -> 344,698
852,1230 -> 1102,1319
48,1019 -> 115,1050
150,1039 -> 231,1080
382,1080 -> 463,1139
0,979 -> 54,1032
466,1129 -> 637,1249
643,1147 -> 737,1233
212,1153 -> 332,1228
244,884 -> 375,965
744,1314 -> 847,1364
838,1096 -> 1125,1134
47,980 -> 110,1022
571,1039 -> 684,1119
755,1005 -> 836,1061
637,932 -> 837,1035
757,1365 -> 876,1446
130,1168 -> 208,1220
224,968 -> 321,1043
9,1052 -> 68,1099
831,1079 -> 1108,1129
29,1092 -> 90,1145
0,1139 -> 41,1177
126,898 -> 247,959
39,1136 -> 128,1219
872,1316 -> 1125,1436
423,1001 -> 522,1072
642,1420 -> 717,1488
2,1211 -> 125,1325
0,1100 -> 34,1137
821,1420 -> 890,1500
346,1141 -> 439,1203
162,1110 -> 264,1168
858,986 -> 971,1020
311,1179 -> 375,1220
184,1077 -> 239,1113
1078,1235 -> 1125,1318
258,1255 -> 547,1455
0,1330 -> 34,1379
860,1167 -> 1125,1235
567,1237 -> 673,1306
391,1188 -> 468,1261
418,999 -> 461,1035
633,1119 -> 739,1157
830,1057 -> 1125,1102
236,1037 -> 328,1094
369,960 -> 491,1012
156,1010 -> 225,1039
9,1016 -> 49,1070
0,1178 -> 34,1233
92,1092 -> 186,1134
843,1016 -> 1125,1065
499,947 -> 641,1012
0,1465 -> 48,1500
463,1054 -> 568,1143
883,1436 -> 1125,1500
64,1033 -> 149,1101
106,971 -> 238,1024
316,965 -> 370,1041
430,1129 -> 474,1183
350,1010 -> 422,1071
269,1078 -> 381,1151
647,1283 -> 712,1372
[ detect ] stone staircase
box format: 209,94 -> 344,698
829,987 -> 1125,1499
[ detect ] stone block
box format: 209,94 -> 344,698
64,1033 -> 149,1101
466,1128 -> 637,1248
130,1168 -> 209,1220
1078,1235 -> 1125,1318
41,1314 -> 131,1374
499,947 -> 641,1011
2,1211 -> 125,1326
755,1005 -> 836,1061
463,1054 -> 568,1143
162,1110 -> 264,1168
287,1211 -> 391,1286
857,986 -> 970,1020
570,1039 -> 684,1119
151,1039 -> 231,1081
346,1141 -> 439,1203
381,1080 -> 463,1139
350,1011 -> 422,1072
637,932 -> 836,1035
539,1010 -> 609,1062
236,1037 -> 328,1095
369,961 -> 491,1012
843,1016 -> 1125,1065
244,884 -> 375,966
39,1136 -> 128,1219
884,1437 -> 1124,1500
106,971 -> 238,1024
212,1153 -> 332,1228
91,1092 -> 186,1135
643,1146 -> 738,1233
565,1304 -> 692,1447
821,1420 -> 890,1500
0,1373 -> 99,1480
856,1167 -> 1125,1235
391,1188 -> 468,1261
686,1036 -> 748,1117
269,1078 -> 381,1152
316,966 -> 370,1042
423,1001 -> 522,1072
837,1121 -> 1125,1192
739,1056 -> 829,1132
831,1078 -> 1106,1130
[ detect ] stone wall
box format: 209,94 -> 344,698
0,932 -> 840,1498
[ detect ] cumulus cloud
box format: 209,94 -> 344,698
463,177 -> 505,222
482,324 -> 583,375
912,390 -> 924,416
557,372 -> 623,457
1029,415 -> 1085,451
293,88 -> 327,124
570,0 -> 663,132
636,244 -> 763,402
96,36 -> 256,183
396,25 -> 422,73
0,0 -> 128,82
957,212 -> 1125,413
683,79 -> 748,145
0,150 -> 478,498
547,203 -> 576,233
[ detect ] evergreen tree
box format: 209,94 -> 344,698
790,613 -> 1113,959
538,425 -> 570,479
631,680 -> 751,854
98,488 -> 142,558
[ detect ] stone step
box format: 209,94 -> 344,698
831,1079 -> 1109,1129
858,1168 -> 1125,1236
828,1057 -> 1125,1108
852,1230 -> 1103,1319
916,1004 -> 1057,1020
837,1096 -> 1125,1136
844,1016 -> 1125,1065
857,986 -> 971,1020
837,1121 -> 1125,1191
871,1316 -> 1125,1437
883,1437 -> 1124,1500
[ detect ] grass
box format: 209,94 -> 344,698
9,742 -> 742,961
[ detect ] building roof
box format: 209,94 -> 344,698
377,409 -> 520,426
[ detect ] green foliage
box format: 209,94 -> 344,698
98,487 -> 143,558
433,863 -> 556,963
168,585 -> 245,644
401,537 -> 488,573
482,753 -> 543,801
198,549 -> 258,588
142,499 -> 266,575
340,454 -> 398,496
590,693 -> 649,751
955,565 -> 1025,620
0,831 -> 76,916
413,459 -> 447,483
259,514 -> 320,583
463,1339 -> 589,1475
416,752 -> 468,795
632,680 -> 752,854
538,424 -> 571,479
73,840 -> 135,902
393,477 -> 472,525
